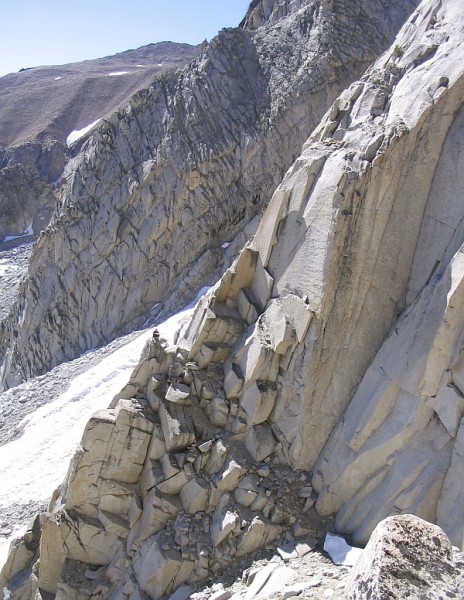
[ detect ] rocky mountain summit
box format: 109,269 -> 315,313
1,0 -> 464,598
0,42 -> 201,160
0,42 -> 201,246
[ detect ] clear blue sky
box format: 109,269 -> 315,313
0,0 -> 251,77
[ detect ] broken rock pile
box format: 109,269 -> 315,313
0,270 -> 319,599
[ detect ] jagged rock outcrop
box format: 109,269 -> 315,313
241,0 -> 312,30
0,0 -> 418,389
0,324 -> 321,599
0,141 -> 67,184
3,0 -> 464,598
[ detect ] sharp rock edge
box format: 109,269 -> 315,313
3,0 -> 464,599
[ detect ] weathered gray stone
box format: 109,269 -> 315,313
244,424 -> 276,462
223,361 -> 244,399
156,469 -> 189,496
133,535 -> 194,598
60,511 -> 121,565
159,402 -> 196,453
236,516 -> 282,557
127,489 -> 181,551
204,439 -> 229,475
348,515 -> 464,599
64,400 -> 154,518
234,474 -> 259,508
240,380 -> 277,426
180,478 -> 210,513
0,515 -> 41,596
166,382 -> 192,405
211,496 -> 241,547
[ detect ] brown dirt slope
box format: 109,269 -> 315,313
0,41 -> 201,148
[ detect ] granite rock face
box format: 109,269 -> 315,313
0,0 -> 418,388
3,0 -> 464,598
310,0 -> 464,547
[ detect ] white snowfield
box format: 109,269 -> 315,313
0,261 -> 20,277
2,223 -> 34,243
107,71 -> 129,76
0,294 -> 205,568
66,119 -> 101,146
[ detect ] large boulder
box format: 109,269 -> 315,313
348,514 -> 464,599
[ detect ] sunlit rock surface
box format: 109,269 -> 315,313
0,0 -> 418,388
3,0 -> 464,598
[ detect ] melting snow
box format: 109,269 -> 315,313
324,533 -> 363,566
0,261 -> 19,276
0,292 -> 207,567
3,223 -> 34,242
108,71 -> 129,76
66,119 -> 101,146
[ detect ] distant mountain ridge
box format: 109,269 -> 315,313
0,41 -> 201,150
0,41 -> 202,245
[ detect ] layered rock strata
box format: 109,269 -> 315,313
0,0 -> 419,388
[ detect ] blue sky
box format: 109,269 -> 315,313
0,0 -> 251,77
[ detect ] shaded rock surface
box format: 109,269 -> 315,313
0,0 -> 418,388
0,242 -> 34,322
348,514 -> 464,599
0,165 -> 56,242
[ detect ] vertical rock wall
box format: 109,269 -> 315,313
6,0 -> 464,598
0,0 -> 419,388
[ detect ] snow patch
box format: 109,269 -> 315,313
108,70 -> 129,76
0,292 -> 208,568
221,242 -> 230,249
3,223 -> 34,242
0,261 -> 19,276
324,533 -> 363,566
66,119 -> 101,146
54,76 -> 62,81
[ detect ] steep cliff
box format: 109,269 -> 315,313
3,0 -> 464,598
0,0 -> 418,389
